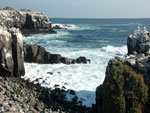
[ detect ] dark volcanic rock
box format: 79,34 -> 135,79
24,44 -> 91,64
24,44 -> 46,63
76,56 -> 91,63
0,27 -> 25,77
52,24 -> 68,29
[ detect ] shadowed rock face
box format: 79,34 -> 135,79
24,12 -> 51,29
0,27 -> 25,77
0,9 -> 56,36
24,44 -> 91,64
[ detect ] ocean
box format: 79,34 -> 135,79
22,18 -> 150,107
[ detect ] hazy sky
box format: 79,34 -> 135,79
0,0 -> 150,18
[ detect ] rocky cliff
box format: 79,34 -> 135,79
96,27 -> 150,113
0,27 -> 25,76
0,8 -> 56,36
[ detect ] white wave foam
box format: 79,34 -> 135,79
100,45 -> 127,56
52,23 -> 78,30
23,45 -> 127,107
75,24 -> 102,31
89,40 -> 108,43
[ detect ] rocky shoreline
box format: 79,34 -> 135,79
0,7 -> 56,37
0,7 -> 92,113
0,76 -> 92,113
1,7 -> 150,113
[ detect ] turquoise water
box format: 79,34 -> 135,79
23,18 -> 150,107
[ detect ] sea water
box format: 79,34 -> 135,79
22,18 -> 150,107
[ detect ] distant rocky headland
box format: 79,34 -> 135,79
0,7 -> 56,37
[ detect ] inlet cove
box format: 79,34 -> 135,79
0,7 -> 150,113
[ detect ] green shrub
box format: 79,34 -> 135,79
102,61 -> 148,113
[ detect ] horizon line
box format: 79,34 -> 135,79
49,17 -> 150,19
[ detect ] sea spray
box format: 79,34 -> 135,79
23,18 -> 150,106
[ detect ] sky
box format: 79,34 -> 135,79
0,0 -> 150,18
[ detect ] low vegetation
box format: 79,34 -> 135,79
102,61 -> 148,113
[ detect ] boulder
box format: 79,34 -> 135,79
0,27 -> 25,76
24,44 -> 91,64
76,56 -> 91,63
52,25 -> 66,29
52,24 -> 70,29
24,44 -> 46,63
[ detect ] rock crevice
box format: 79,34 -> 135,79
0,27 -> 25,77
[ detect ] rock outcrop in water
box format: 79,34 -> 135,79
0,27 -> 25,76
52,24 -> 74,29
0,8 -> 56,36
96,27 -> 150,113
127,27 -> 150,55
24,44 -> 91,64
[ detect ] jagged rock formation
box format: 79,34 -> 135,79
127,27 -> 150,55
0,8 -> 56,36
24,44 -> 91,64
126,27 -> 150,84
96,28 -> 150,113
0,27 -> 25,76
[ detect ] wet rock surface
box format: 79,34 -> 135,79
24,44 -> 91,64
